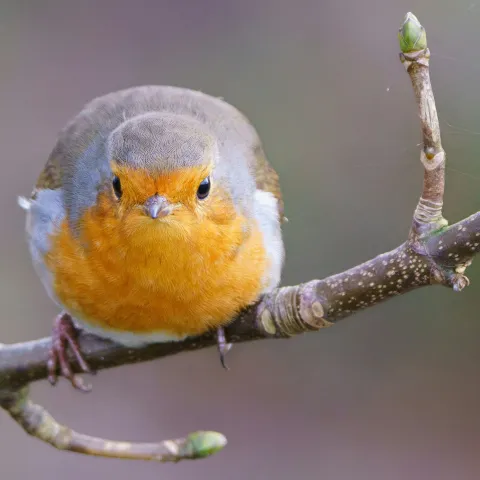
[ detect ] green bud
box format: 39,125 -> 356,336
183,431 -> 227,459
398,12 -> 427,53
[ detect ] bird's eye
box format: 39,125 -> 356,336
197,176 -> 210,200
112,176 -> 122,199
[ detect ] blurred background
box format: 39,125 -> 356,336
1,0 -> 479,479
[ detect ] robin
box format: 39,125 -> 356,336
21,85 -> 285,391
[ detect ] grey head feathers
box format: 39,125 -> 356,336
108,112 -> 218,172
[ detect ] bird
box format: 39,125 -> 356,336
21,85 -> 285,391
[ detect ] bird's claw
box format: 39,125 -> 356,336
216,327 -> 232,370
47,312 -> 93,392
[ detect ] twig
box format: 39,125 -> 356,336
399,13 -> 447,238
0,387 -> 226,461
0,12 -> 478,463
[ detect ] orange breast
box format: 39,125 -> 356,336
44,192 -> 268,338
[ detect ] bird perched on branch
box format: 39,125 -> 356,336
21,85 -> 285,390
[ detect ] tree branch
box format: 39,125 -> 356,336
400,13 -> 447,238
0,387 -> 226,462
0,12 -> 478,462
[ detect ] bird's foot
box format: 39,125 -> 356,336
47,312 -> 93,392
216,327 -> 232,370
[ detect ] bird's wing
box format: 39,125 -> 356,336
253,144 -> 285,222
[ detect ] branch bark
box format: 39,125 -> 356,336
1,12 -> 478,463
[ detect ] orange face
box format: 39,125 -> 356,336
46,163 -> 268,338
112,162 -> 210,211
107,162 -> 239,240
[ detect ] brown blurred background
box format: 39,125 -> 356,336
1,0 -> 479,479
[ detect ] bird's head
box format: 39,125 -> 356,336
90,112 -> 239,243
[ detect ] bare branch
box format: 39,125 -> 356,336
399,13 -> 447,237
0,387 -> 226,461
0,11 -> 478,463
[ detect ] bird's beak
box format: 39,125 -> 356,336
144,194 -> 172,219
